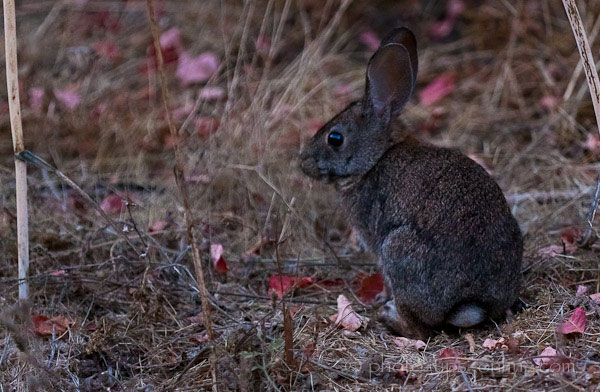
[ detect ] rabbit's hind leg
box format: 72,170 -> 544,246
379,300 -> 433,339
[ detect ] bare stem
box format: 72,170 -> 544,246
145,0 -> 218,389
3,0 -> 29,300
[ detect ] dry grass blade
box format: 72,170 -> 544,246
562,0 -> 600,211
145,0 -> 218,389
3,0 -> 29,300
562,0 -> 600,288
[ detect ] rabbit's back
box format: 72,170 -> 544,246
343,141 -> 523,325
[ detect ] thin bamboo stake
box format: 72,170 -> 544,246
145,1 -> 218,389
562,0 -> 600,291
3,0 -> 29,300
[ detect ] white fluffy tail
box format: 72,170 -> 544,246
447,304 -> 485,328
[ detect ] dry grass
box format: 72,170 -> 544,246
1,0 -> 600,390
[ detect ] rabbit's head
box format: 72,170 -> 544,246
300,28 -> 418,182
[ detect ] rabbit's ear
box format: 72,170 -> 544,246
379,28 -> 418,86
365,43 -> 415,120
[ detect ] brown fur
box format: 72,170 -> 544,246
299,28 -> 523,338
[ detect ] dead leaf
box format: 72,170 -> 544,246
199,87 -> 225,101
428,0 -> 465,40
419,74 -> 455,107
54,86 -> 81,109
437,347 -> 463,370
29,87 -> 44,112
32,314 -> 73,337
393,336 -> 426,351
482,337 -> 505,350
210,244 -> 229,274
94,40 -> 121,62
533,346 -> 570,371
149,220 -> 168,233
100,194 -> 125,214
195,117 -> 220,139
581,133 -> 600,152
176,52 -> 219,85
254,34 -> 271,55
538,245 -> 563,258
356,272 -> 384,304
160,27 -> 182,50
557,307 -> 586,335
560,226 -> 582,253
333,294 -> 368,332
359,30 -> 380,51
541,95 -> 561,111
268,275 -> 312,298
465,333 -> 476,353
576,285 -> 588,297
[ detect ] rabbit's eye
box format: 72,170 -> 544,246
327,131 -> 344,147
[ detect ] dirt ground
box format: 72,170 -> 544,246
2,0 -> 600,391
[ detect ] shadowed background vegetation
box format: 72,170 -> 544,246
1,0 -> 600,390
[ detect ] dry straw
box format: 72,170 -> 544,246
562,0 -> 600,290
3,0 -> 29,300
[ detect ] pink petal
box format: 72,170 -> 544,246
54,87 -> 81,109
359,30 -> 380,52
590,293 -> 600,303
176,52 -> 219,86
210,244 -> 229,274
557,307 -> 586,335
199,87 -> 226,101
29,87 -> 44,111
160,27 -> 181,50
419,74 -> 455,107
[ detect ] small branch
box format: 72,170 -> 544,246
3,0 -> 29,300
16,151 -> 142,255
145,1 -> 218,390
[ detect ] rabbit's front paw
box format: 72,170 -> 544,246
379,301 -> 432,340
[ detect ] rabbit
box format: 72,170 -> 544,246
299,27 -> 523,339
